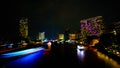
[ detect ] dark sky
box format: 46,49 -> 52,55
1,0 -> 120,41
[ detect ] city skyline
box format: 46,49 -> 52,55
1,0 -> 120,41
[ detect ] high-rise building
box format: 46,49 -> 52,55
38,32 -> 45,42
80,16 -> 104,43
19,18 -> 28,40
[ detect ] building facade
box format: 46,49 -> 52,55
80,16 -> 104,44
19,18 -> 28,40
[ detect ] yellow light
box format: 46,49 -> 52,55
90,39 -> 99,46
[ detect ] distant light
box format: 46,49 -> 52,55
43,39 -> 48,42
77,45 -> 85,50
47,42 -> 52,46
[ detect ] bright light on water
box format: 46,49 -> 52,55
77,46 -> 85,62
5,50 -> 44,68
0,47 -> 44,58
97,52 -> 120,68
77,45 -> 85,49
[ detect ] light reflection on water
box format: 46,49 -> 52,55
0,47 -> 44,58
4,50 -> 44,68
77,47 -> 120,68
97,52 -> 120,68
77,48 -> 85,62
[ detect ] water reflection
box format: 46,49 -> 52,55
77,47 -> 120,68
4,50 -> 44,68
97,52 -> 120,68
77,49 -> 85,62
0,47 -> 44,58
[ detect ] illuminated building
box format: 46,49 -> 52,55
38,32 -> 45,42
69,34 -> 76,40
80,16 -> 104,44
19,18 -> 28,40
58,34 -> 64,40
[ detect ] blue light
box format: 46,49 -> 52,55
5,49 -> 45,68
0,47 -> 44,58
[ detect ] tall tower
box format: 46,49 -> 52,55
19,18 -> 28,40
38,32 -> 45,42
80,16 -> 104,44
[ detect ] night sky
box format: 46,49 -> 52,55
1,0 -> 120,41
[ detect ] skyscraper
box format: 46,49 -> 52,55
38,32 -> 45,42
80,16 -> 104,44
19,18 -> 28,40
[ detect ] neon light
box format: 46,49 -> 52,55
5,50 -> 44,68
0,47 -> 44,58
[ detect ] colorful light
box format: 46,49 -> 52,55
0,47 -> 44,58
80,16 -> 104,37
4,49 -> 44,68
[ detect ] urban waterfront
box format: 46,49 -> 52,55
1,1 -> 120,68
0,40 -> 120,68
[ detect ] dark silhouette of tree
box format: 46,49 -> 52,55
64,27 -> 70,41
